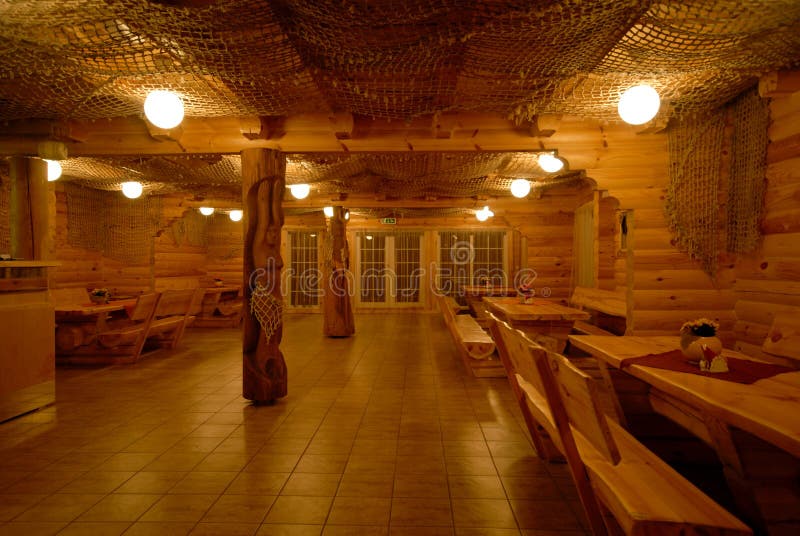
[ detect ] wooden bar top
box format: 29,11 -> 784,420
569,335 -> 800,458
484,296 -> 590,321
461,285 -> 518,297
55,300 -> 134,316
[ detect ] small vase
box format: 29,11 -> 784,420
680,333 -> 722,361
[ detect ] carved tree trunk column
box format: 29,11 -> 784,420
241,148 -> 287,403
323,206 -> 355,337
9,157 -> 50,260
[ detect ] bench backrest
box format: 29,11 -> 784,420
542,351 -> 621,465
570,286 -> 626,318
153,289 -> 196,318
130,293 -> 160,322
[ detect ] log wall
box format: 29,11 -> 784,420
0,174 -> 11,254
731,90 -> 800,362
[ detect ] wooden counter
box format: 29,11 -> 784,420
0,261 -> 59,422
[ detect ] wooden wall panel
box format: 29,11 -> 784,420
0,174 -> 10,254
732,92 -> 800,362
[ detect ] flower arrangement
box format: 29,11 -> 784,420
680,318 -> 718,337
89,288 -> 110,303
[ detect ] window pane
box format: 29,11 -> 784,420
289,231 -> 319,307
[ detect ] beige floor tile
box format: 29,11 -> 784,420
245,454 -> 301,473
144,452 -> 207,472
350,439 -> 397,456
55,521 -> 132,535
201,494 -> 275,523
443,441 -> 491,458
78,493 -> 161,521
491,457 -> 548,478
140,494 -> 219,523
500,477 -> 562,501
322,525 -> 388,536
3,471 -> 82,495
336,473 -> 393,497
96,452 -> 161,472
452,498 -> 517,528
294,454 -> 348,474
393,473 -> 449,498
455,528 -> 521,536
14,493 -> 104,522
389,528 -> 454,536
258,438 -> 312,455
226,472 -> 290,495
396,440 -> 443,456
169,471 -> 236,494
327,496 -> 390,526
390,497 -> 452,527
120,521 -> 195,535
0,521 -> 67,536
59,471 -> 135,494
445,457 -> 498,476
282,473 -> 341,496
194,452 -> 251,472
116,472 -> 187,494
508,499 -> 582,530
305,439 -> 354,455
263,496 -> 334,525
0,493 -> 47,522
343,455 -> 395,475
189,522 -> 259,535
255,525 -> 322,536
394,454 -> 446,475
448,475 -> 507,499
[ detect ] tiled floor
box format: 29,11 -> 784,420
0,313 -> 588,536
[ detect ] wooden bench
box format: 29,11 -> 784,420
540,349 -> 753,536
570,286 -> 627,336
56,293 -> 160,365
144,289 -> 196,350
437,294 -> 505,378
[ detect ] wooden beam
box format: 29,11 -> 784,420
759,70 -> 800,98
323,206 -> 355,337
9,157 -> 50,260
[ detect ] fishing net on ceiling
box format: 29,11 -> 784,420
0,1 -> 798,123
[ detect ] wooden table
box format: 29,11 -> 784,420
55,300 -> 135,352
484,297 -> 589,352
568,334 -> 800,532
461,285 -> 519,324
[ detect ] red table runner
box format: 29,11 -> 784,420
621,349 -> 794,384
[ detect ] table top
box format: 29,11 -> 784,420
55,300 -> 135,315
568,335 -> 800,458
202,286 -> 241,295
484,296 -> 590,321
461,285 -> 518,297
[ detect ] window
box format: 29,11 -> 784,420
356,231 -> 422,305
437,230 -> 506,296
287,231 -> 320,307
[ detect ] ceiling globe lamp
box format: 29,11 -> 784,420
475,206 -> 494,222
199,206 -> 215,216
289,183 -> 311,200
121,181 -> 143,199
229,210 -> 243,222
538,153 -> 564,173
323,206 -> 334,218
510,178 -> 531,198
144,90 -> 184,129
45,159 -> 62,181
618,84 -> 660,125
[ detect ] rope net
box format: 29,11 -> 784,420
251,283 -> 283,342
64,182 -> 162,264
0,1 -> 797,123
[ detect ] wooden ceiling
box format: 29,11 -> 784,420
1,1 -> 799,204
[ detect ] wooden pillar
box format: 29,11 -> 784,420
9,157 -> 50,260
323,206 -> 355,337
241,148 -> 287,403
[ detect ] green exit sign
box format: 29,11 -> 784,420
380,217 -> 396,224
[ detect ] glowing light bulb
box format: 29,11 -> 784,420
538,153 -> 564,173
199,206 -> 215,216
144,90 -> 184,129
289,183 -> 310,199
229,210 -> 243,222
366,235 -> 373,241
510,178 -> 531,198
323,206 -> 334,218
344,209 -> 350,220
618,84 -> 660,125
45,159 -> 62,181
476,206 -> 493,222
121,181 -> 143,199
